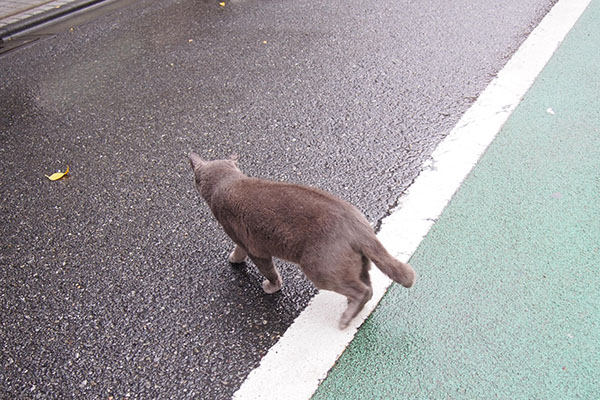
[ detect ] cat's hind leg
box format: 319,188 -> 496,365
249,255 -> 282,294
302,255 -> 373,329
337,280 -> 373,329
228,244 -> 248,264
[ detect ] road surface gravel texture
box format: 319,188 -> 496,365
1,0 -> 557,398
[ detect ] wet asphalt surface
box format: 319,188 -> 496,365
1,0 -> 556,398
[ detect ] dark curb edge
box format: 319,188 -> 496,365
0,0 -> 105,41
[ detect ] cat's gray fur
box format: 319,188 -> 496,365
189,153 -> 416,329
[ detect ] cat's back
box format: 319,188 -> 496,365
217,177 -> 368,234
215,176 -> 372,261
232,177 -> 356,216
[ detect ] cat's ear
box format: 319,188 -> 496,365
189,152 -> 206,170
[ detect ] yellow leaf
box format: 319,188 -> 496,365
219,1 -> 225,6
46,165 -> 69,181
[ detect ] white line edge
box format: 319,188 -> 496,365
232,0 -> 592,398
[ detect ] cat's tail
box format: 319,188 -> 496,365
361,236 -> 416,288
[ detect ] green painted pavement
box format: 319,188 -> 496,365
313,2 -> 600,399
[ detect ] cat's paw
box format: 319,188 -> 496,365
338,316 -> 351,330
228,251 -> 247,264
262,279 -> 282,294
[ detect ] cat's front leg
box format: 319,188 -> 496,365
249,256 -> 283,294
228,244 -> 248,264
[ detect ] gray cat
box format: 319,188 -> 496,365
189,153 -> 416,329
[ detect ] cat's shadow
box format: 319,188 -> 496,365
229,260 -> 283,300
228,259 -> 317,304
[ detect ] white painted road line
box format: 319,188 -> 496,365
232,0 -> 592,399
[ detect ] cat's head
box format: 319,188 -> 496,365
188,153 -> 239,172
189,152 -> 207,171
189,152 -> 242,197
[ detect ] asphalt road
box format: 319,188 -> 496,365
1,0 -> 556,398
